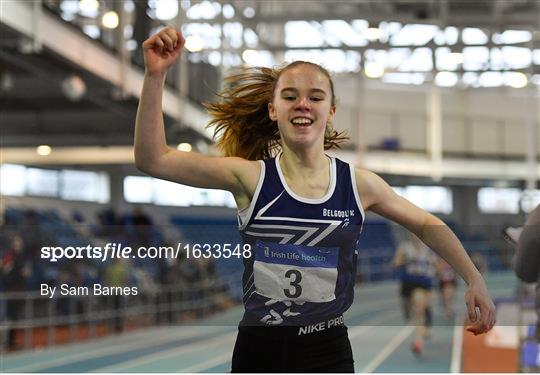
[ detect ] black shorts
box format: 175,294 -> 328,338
231,323 -> 354,373
401,280 -> 432,298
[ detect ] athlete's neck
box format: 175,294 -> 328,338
279,147 -> 329,185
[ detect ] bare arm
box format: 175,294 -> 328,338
356,168 -> 496,334
134,27 -> 258,206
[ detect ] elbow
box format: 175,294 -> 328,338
134,152 -> 153,175
134,160 -> 148,174
134,147 -> 170,176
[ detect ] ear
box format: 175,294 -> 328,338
268,102 -> 277,121
327,105 -> 336,124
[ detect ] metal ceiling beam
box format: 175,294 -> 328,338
1,134 -> 133,147
239,13 -> 538,30
0,110 -> 131,130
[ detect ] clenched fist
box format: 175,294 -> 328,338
142,27 -> 185,77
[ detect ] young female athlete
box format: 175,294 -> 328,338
393,233 -> 438,354
437,258 -> 458,319
134,27 -> 496,372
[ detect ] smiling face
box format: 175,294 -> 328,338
268,63 -> 336,151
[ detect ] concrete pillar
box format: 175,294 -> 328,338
427,84 -> 443,181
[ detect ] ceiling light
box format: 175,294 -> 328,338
0,72 -> 14,91
435,71 -> 458,87
364,62 -> 384,78
365,28 -> 381,41
154,0 -> 178,21
184,36 -> 204,52
223,4 -> 235,19
506,72 -> 528,88
61,75 -> 87,101
242,49 -> 258,64
177,143 -> 192,152
79,0 -> 99,13
36,145 -> 52,156
243,7 -> 255,18
449,52 -> 464,64
102,11 -> 119,29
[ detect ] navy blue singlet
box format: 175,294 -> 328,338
238,153 -> 365,326
400,241 -> 437,287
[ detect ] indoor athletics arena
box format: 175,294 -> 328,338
1,0 -> 539,373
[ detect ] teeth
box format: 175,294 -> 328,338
291,118 -> 313,125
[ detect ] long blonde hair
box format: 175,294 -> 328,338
205,61 -> 348,160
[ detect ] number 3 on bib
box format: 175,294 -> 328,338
284,269 -> 302,298
253,241 -> 339,303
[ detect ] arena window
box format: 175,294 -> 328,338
392,185 -> 453,214
26,168 -> 59,197
60,170 -> 110,203
0,164 -> 109,203
1,164 -> 26,196
123,176 -> 236,207
478,187 -> 521,214
520,189 -> 540,213
123,176 -> 153,203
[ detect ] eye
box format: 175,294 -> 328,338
283,96 -> 296,101
311,97 -> 323,101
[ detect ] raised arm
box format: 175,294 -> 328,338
356,168 -> 496,335
134,27 -> 259,208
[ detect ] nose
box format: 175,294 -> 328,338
295,96 -> 311,111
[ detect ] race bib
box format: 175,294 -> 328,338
253,241 -> 339,303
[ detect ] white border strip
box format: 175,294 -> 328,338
238,160 -> 265,230
349,163 -> 366,224
450,322 -> 464,373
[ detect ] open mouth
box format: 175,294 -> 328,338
290,117 -> 314,127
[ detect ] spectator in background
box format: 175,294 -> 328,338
436,258 -> 457,319
104,258 -> 128,332
22,209 -> 44,261
1,234 -> 31,349
131,207 -> 154,249
71,209 -> 85,224
94,208 -> 120,239
393,232 -> 437,355
513,204 -> 540,341
132,207 -> 153,226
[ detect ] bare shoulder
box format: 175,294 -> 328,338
353,167 -> 394,210
227,157 -> 262,208
353,166 -> 433,229
228,157 -> 262,192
